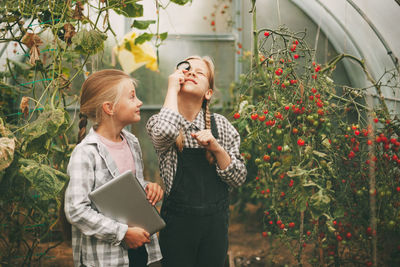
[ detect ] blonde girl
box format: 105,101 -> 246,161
146,56 -> 247,267
64,69 -> 163,267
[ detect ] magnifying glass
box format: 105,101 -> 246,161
176,60 -> 191,71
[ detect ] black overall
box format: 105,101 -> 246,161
160,116 -> 229,267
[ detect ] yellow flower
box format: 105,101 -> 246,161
113,31 -> 158,73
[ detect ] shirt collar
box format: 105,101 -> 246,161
182,109 -> 205,131
84,127 -> 134,144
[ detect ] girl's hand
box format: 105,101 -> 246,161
145,183 -> 164,206
123,227 -> 150,249
167,69 -> 185,93
191,130 -> 221,153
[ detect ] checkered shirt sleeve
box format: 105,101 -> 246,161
146,107 -> 247,195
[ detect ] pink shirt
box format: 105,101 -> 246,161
96,132 -> 136,175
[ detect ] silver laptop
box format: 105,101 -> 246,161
89,170 -> 165,235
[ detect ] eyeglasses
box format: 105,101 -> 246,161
176,60 -> 191,71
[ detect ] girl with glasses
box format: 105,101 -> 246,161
146,56 -> 247,267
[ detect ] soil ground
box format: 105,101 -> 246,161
37,204 -> 310,267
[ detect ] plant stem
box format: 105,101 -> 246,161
321,53 -> 390,117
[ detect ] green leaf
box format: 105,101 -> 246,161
112,2 -> 143,18
19,158 -> 68,200
326,180 -> 332,190
308,190 -> 331,219
302,180 -> 321,189
287,166 -> 307,177
132,20 -> 155,30
313,150 -> 327,158
22,109 -> 69,153
159,32 -> 168,41
295,193 -> 308,212
134,33 -> 154,45
170,0 -> 192,5
72,29 -> 107,55
333,207 -> 345,218
125,40 -> 132,51
282,154 -> 292,166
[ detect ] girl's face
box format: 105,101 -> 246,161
181,59 -> 212,100
113,80 -> 143,125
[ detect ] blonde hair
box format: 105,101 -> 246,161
78,69 -> 135,144
175,56 -> 216,164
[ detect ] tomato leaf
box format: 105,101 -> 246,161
295,193 -> 308,212
313,150 -> 327,158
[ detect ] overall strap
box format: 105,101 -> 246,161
210,113 -> 219,139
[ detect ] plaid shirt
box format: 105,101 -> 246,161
65,128 -> 162,267
146,108 -> 247,196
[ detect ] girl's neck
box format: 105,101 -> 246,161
178,96 -> 203,122
95,122 -> 124,142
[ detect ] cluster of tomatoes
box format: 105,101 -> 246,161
232,29 -> 400,265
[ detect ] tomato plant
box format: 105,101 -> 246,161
230,0 -> 400,266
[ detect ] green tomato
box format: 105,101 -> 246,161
388,220 -> 396,229
255,158 -> 262,164
313,121 -> 319,127
276,129 -> 283,135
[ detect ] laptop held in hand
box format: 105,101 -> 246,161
89,170 -> 165,235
